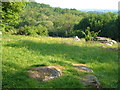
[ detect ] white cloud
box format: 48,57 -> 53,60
35,0 -> 119,10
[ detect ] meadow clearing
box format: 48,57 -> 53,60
2,35 -> 119,88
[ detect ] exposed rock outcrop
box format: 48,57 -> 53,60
80,75 -> 101,88
28,66 -> 62,82
72,63 -> 101,88
93,37 -> 117,45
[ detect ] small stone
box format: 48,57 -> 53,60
110,40 -> 117,44
106,43 -> 112,46
73,64 -> 94,73
73,36 -> 80,41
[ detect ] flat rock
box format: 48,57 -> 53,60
93,37 -> 117,44
28,66 -> 62,82
73,64 -> 94,73
80,75 -> 101,88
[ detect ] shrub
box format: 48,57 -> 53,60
81,27 -> 101,41
36,25 -> 48,36
73,30 -> 84,38
17,25 -> 48,36
17,25 -> 37,36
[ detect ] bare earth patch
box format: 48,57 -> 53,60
27,66 -> 63,82
0,38 -> 13,41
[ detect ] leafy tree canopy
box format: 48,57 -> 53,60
2,1 -> 25,31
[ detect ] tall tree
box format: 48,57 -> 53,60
2,1 -> 25,31
74,12 -> 118,40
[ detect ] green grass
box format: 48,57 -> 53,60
2,35 -> 119,88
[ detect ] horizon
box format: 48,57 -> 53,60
35,0 -> 119,10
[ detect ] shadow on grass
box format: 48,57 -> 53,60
4,40 -> 113,64
2,61 -> 84,88
3,40 -> 118,88
2,61 -> 38,88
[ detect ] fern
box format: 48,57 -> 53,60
81,27 -> 101,41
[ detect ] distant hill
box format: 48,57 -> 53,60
8,2 -> 118,41
79,9 -> 118,13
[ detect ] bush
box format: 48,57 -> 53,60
36,25 -> 48,36
73,30 -> 84,38
81,27 -> 101,41
17,25 -> 37,36
17,25 -> 48,36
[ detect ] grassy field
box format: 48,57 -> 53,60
2,35 -> 119,88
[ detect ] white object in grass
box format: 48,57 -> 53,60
73,36 -> 80,41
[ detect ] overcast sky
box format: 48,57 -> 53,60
35,0 -> 119,10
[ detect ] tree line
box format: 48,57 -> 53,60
1,1 -> 119,41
